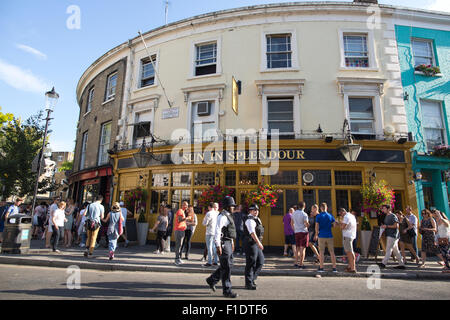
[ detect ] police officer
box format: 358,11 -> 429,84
243,204 -> 264,290
206,196 -> 238,298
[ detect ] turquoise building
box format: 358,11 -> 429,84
396,25 -> 450,216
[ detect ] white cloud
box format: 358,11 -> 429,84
15,44 -> 47,60
0,59 -> 50,94
427,0 -> 450,12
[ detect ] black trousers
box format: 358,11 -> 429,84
156,231 -> 166,252
51,226 -> 61,251
207,240 -> 233,294
244,239 -> 264,287
181,229 -> 193,257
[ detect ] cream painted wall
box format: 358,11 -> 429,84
77,5 -> 413,145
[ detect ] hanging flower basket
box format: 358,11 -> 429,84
432,144 -> 450,159
198,185 -> 235,211
360,180 -> 395,214
242,183 -> 283,208
124,187 -> 148,215
414,64 -> 440,76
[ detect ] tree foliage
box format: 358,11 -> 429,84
59,161 -> 74,171
0,111 -> 57,198
0,107 -> 13,126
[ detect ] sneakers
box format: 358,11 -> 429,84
109,251 -> 114,260
212,262 -> 218,266
394,265 -> 406,270
378,263 -> 386,269
332,268 -> 338,273
355,253 -> 361,263
203,263 -> 212,267
53,249 -> 60,253
124,241 -> 129,248
245,285 -> 257,290
317,268 -> 325,272
174,259 -> 184,265
154,250 -> 161,254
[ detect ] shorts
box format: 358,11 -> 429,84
343,237 -> 354,253
309,231 -> 317,244
295,232 -> 309,248
284,234 -> 295,245
318,238 -> 334,252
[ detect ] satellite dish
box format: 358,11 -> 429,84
303,172 -> 314,184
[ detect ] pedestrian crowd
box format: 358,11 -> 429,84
0,195 -> 449,297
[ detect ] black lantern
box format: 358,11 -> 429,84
133,140 -> 153,168
338,119 -> 362,162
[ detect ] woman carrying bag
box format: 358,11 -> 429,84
397,211 -> 420,265
102,202 -> 124,260
432,210 -> 450,273
418,209 -> 445,268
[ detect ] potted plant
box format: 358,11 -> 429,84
432,144 -> 450,159
360,214 -> 372,259
198,185 -> 235,211
414,64 -> 441,76
137,206 -> 149,246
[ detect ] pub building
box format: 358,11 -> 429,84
111,136 -> 417,248
73,1 -> 429,248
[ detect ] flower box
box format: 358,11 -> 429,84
432,144 -> 450,159
414,64 -> 441,77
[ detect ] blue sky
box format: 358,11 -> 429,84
0,0 -> 448,152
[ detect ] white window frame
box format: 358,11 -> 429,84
105,72 -> 118,101
189,99 -> 220,143
80,132 -> 88,170
343,92 -> 383,138
347,97 -> 377,136
411,38 -> 436,67
266,97 -> 296,135
98,122 -> 112,166
339,29 -> 378,70
190,37 -> 222,79
261,30 -> 299,72
134,49 -> 160,92
420,99 -> 447,152
86,87 -> 94,114
139,55 -> 157,88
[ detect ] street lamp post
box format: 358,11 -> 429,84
31,87 -> 59,216
338,119 -> 362,162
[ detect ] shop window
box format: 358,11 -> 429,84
194,172 -> 215,186
152,173 -> 169,187
172,172 -> 192,187
225,171 -> 236,186
336,190 -> 349,212
270,170 -> 298,185
302,170 -> 331,186
171,190 -> 191,211
393,191 -> 404,212
151,190 -> 168,214
193,190 -> 204,214
318,190 -> 332,214
423,186 -> 434,210
302,190 -> 316,214
335,171 -> 362,186
350,191 -> 362,214
271,191 -> 284,216
239,171 -> 258,185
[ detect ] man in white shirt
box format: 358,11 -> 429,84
405,206 -> 418,257
45,197 -> 60,248
202,202 -> 219,267
243,204 -> 264,290
291,201 -> 309,269
337,208 -> 357,273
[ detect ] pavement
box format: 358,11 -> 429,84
0,239 -> 449,280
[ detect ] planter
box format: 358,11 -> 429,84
137,222 -> 149,246
360,230 -> 372,258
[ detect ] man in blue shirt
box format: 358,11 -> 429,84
83,195 -> 104,257
314,202 -> 338,273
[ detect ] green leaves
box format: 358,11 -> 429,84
0,111 -> 56,198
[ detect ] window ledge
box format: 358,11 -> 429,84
339,67 -> 379,72
102,97 -> 115,105
133,84 -> 158,94
187,73 -> 222,80
260,68 -> 300,73
414,71 -> 443,77
83,111 -> 91,118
